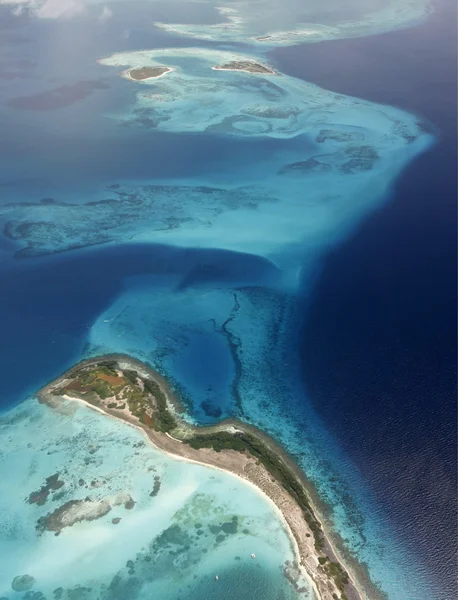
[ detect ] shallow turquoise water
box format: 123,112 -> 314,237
0,399 -> 307,599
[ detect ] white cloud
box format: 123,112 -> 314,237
0,0 -> 87,19
36,0 -> 86,18
0,0 -> 31,5
11,4 -> 25,15
98,4 -> 112,22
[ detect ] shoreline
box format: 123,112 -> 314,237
120,66 -> 174,82
57,392 -> 321,599
37,354 -> 376,600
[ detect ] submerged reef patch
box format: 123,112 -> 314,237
12,574 -> 36,592
2,184 -> 276,257
2,48 -> 433,272
36,498 -> 112,534
27,473 -> 65,506
0,396 -> 302,599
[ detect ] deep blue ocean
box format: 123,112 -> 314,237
0,1 -> 456,598
275,1 -> 457,593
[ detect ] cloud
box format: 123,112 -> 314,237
36,0 -> 86,18
11,4 -> 25,15
0,0 -> 87,19
98,4 -> 112,22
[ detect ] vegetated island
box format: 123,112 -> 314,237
122,66 -> 173,81
212,61 -> 277,75
38,355 -> 364,600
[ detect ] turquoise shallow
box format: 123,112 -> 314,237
0,398 -> 307,599
0,1 -> 454,599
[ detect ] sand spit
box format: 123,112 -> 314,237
38,354 -> 375,600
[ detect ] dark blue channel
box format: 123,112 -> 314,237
273,0 -> 457,596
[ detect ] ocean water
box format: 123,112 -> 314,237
275,1 -> 457,595
0,399 -> 305,600
0,1 -> 455,599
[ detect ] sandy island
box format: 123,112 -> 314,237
121,66 -> 174,82
212,60 -> 277,75
37,355 -> 373,600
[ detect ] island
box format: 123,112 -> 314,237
123,66 -> 173,81
212,61 -> 276,75
38,355 -> 364,600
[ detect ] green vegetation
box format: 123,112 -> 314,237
124,386 -> 145,408
97,360 -> 118,372
188,432 -> 245,452
123,369 -> 139,385
73,369 -> 94,388
59,361 -> 177,433
92,379 -> 112,399
49,357 -> 352,597
54,360 -> 323,548
55,363 -> 318,531
319,557 -> 349,599
143,378 -> 177,433
187,431 -> 323,549
324,561 -> 349,597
